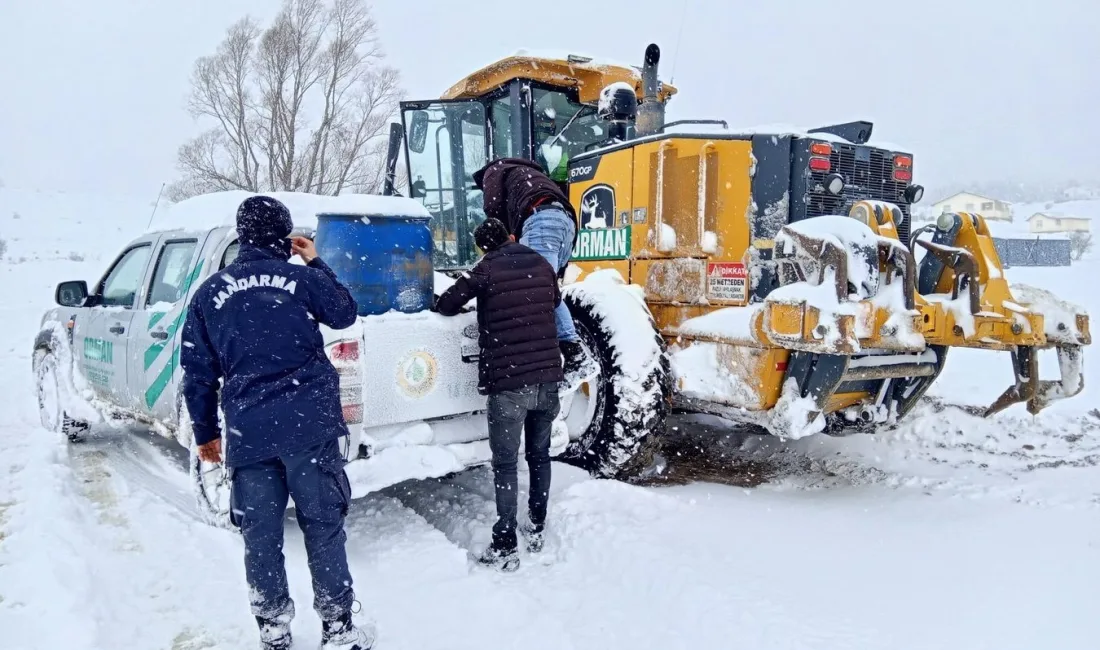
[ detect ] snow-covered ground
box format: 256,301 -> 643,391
2,189 -> 1099,649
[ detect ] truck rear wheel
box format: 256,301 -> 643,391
557,289 -> 671,479
179,403 -> 235,530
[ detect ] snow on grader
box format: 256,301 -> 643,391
385,42 -> 1092,467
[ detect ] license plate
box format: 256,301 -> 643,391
461,339 -> 479,362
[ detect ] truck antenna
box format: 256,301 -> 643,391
669,1 -> 691,84
146,182 -> 166,230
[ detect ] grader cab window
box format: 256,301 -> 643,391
402,100 -> 488,269
531,88 -> 608,182
490,94 -> 516,159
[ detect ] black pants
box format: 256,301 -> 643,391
486,383 -> 559,549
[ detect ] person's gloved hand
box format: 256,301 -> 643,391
198,438 -> 223,463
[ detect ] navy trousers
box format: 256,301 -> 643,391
230,438 -> 355,622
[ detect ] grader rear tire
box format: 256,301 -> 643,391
557,293 -> 671,479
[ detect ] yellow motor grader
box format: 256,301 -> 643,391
382,43 -> 1090,476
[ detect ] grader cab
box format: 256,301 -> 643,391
384,42 -> 1090,453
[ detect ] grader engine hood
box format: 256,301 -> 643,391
749,202 -> 1090,420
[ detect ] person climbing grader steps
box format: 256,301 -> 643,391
472,157 -> 600,394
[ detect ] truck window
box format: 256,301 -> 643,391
221,241 -> 240,269
99,244 -> 152,308
147,240 -> 198,306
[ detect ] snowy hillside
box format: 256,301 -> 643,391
0,187 -> 156,265
2,188 -> 1099,650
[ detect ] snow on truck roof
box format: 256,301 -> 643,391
146,190 -> 430,234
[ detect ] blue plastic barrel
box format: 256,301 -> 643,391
313,212 -> 434,316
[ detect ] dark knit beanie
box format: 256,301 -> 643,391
236,195 -> 293,245
474,218 -> 510,252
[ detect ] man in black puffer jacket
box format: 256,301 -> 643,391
434,218 -> 563,571
473,157 -> 598,393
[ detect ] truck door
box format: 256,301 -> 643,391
129,234 -> 208,420
72,237 -> 158,404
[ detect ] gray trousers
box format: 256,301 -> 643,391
486,383 -> 560,549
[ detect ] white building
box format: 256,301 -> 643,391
1027,212 -> 1091,234
932,192 -> 1013,221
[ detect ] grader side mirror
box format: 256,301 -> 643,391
408,110 -> 429,154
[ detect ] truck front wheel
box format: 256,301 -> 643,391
33,349 -> 89,442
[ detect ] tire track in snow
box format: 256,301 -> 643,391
73,427 -> 258,650
0,426 -> 107,649
654,400 -> 1100,508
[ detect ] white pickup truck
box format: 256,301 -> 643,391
32,191 -> 669,526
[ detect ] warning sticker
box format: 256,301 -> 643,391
707,263 -> 748,304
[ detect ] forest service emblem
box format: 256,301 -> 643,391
396,349 -> 438,398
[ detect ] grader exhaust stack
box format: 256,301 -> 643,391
635,43 -> 665,138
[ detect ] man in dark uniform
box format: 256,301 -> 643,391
434,218 -> 564,571
181,196 -> 372,650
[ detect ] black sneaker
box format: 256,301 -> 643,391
560,341 -> 599,393
321,612 -> 374,650
256,614 -> 292,650
477,542 -> 520,572
520,521 -> 545,553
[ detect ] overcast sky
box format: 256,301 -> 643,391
1,0 -> 1097,197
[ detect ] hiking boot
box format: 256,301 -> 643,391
560,341 -> 599,393
520,521 -> 545,554
321,612 -> 374,650
477,539 -> 520,572
256,613 -> 293,650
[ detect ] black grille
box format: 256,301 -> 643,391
807,144 -> 912,244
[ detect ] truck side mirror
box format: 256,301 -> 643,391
408,110 -> 429,154
56,280 -> 89,307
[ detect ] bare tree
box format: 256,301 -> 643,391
1069,231 -> 1093,261
169,0 -> 401,201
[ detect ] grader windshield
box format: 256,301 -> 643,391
400,81 -> 606,268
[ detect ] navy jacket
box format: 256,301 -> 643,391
180,243 -> 358,468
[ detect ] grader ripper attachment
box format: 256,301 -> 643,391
387,41 -> 1090,444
